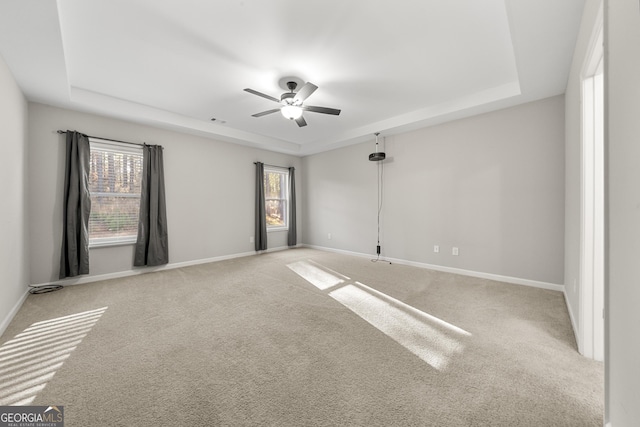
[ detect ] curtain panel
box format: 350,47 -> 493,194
59,131 -> 92,279
288,167 -> 297,246
134,144 -> 169,267
255,162 -> 267,251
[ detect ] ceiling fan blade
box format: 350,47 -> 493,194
244,88 -> 280,103
303,105 -> 341,115
293,82 -> 318,103
251,108 -> 281,118
295,116 -> 307,127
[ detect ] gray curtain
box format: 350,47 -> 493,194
288,167 -> 297,246
59,131 -> 92,279
255,162 -> 267,251
134,144 -> 169,266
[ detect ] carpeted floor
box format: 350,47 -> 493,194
0,248 -> 603,426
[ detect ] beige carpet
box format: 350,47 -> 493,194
0,248 -> 603,426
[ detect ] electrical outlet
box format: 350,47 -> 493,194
328,233 -> 332,240
452,247 -> 459,256
249,236 -> 254,243
434,245 -> 439,253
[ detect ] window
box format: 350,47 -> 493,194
88,138 -> 143,247
264,167 -> 289,231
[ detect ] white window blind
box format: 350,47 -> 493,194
88,138 -> 143,247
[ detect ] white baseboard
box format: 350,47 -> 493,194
255,245 -> 292,255
564,289 -> 582,353
302,244 -> 564,292
0,288 -> 29,338
31,246 -> 292,289
302,244 -> 376,261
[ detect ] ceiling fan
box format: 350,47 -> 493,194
243,81 -> 341,127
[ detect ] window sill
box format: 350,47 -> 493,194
89,238 -> 137,249
267,227 -> 289,233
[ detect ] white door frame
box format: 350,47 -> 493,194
580,15 -> 604,361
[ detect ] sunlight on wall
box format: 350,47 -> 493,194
287,260 -> 471,370
0,307 -> 108,405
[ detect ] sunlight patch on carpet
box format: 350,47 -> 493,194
287,260 -> 349,290
0,307 -> 107,405
331,282 -> 470,370
288,260 -> 470,370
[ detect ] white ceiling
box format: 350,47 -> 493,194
0,0 -> 585,156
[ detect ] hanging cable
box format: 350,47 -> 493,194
371,133 -> 391,264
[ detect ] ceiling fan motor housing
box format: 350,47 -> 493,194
281,92 -> 296,104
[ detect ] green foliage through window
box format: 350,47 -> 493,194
264,168 -> 288,229
88,140 -> 143,245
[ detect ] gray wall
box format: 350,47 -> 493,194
564,0 -> 602,350
303,96 -> 565,285
302,142 -> 378,255
28,103 -> 302,285
606,0 -> 640,424
0,54 -> 29,334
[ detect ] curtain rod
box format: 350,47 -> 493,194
57,130 -> 148,148
254,162 -> 293,170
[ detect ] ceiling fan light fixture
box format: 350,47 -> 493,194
281,105 -> 303,120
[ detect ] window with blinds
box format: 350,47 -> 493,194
264,167 -> 289,231
88,138 -> 143,247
